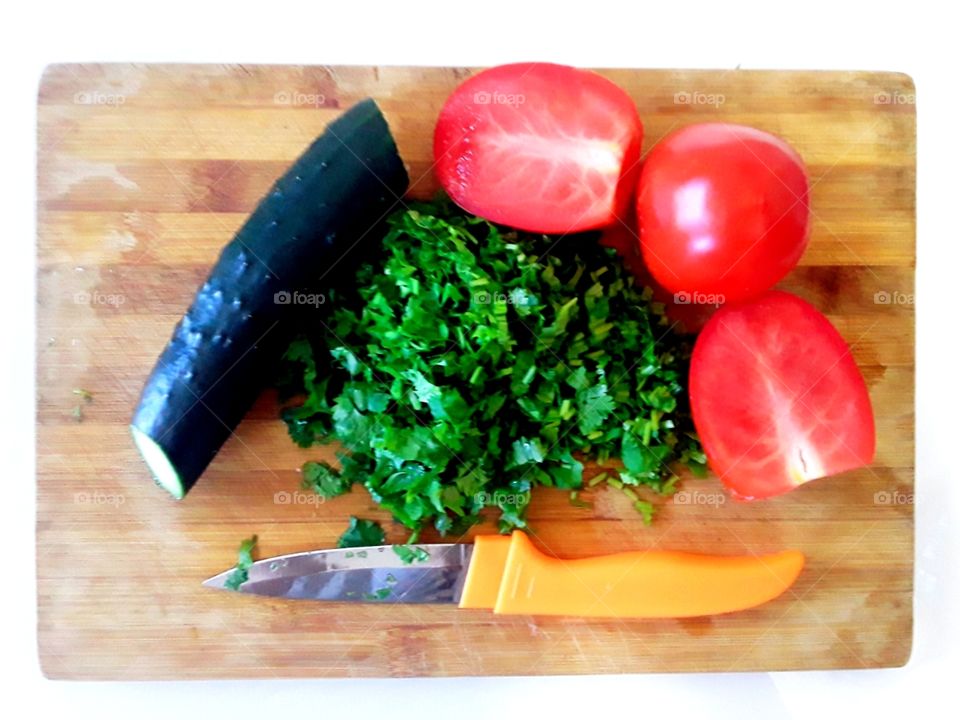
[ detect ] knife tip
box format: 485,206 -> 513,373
201,572 -> 229,590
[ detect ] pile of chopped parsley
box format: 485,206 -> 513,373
276,197 -> 704,537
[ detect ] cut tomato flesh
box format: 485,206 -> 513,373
434,63 -> 643,234
689,291 -> 876,500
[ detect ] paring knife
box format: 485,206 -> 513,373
203,531 -> 804,618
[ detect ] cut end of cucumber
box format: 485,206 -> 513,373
131,426 -> 186,499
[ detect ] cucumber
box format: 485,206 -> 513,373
131,99 -> 409,498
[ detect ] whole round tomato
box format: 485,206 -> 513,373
636,123 -> 810,304
689,291 -> 875,500
434,63 -> 643,234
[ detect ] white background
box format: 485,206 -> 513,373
2,0 -> 956,717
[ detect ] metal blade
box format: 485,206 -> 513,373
202,543 -> 473,604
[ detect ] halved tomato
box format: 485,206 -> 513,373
434,63 -> 643,234
689,291 -> 875,500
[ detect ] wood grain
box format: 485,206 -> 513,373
36,64 -> 915,679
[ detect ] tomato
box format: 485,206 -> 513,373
689,291 -> 875,500
636,123 -> 810,304
600,219 -> 716,333
434,63 -> 643,234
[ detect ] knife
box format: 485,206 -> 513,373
204,531 -> 804,618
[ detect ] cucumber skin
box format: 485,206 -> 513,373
131,99 -> 409,497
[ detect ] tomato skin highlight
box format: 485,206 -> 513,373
637,123 -> 811,304
689,291 -> 875,500
434,63 -> 643,234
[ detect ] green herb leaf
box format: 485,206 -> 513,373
392,544 -> 431,564
301,460 -> 350,499
363,587 -> 393,601
337,517 -> 386,548
224,535 -> 258,591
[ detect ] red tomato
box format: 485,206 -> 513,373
637,123 -> 810,304
434,63 -> 643,234
689,291 -> 875,500
600,219 -> 717,334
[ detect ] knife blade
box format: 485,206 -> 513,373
203,532 -> 805,618
203,542 -> 473,604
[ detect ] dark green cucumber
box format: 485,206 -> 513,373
131,99 -> 409,498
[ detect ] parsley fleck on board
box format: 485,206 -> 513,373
224,535 -> 258,591
278,197 -> 704,534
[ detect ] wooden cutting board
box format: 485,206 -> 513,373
36,64 -> 915,679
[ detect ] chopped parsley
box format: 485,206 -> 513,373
336,517 -> 386,548
71,388 -> 93,422
278,197 -> 702,534
393,544 -> 431,564
224,535 -> 258,591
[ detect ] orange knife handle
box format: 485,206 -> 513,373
492,531 -> 804,618
458,534 -> 512,609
